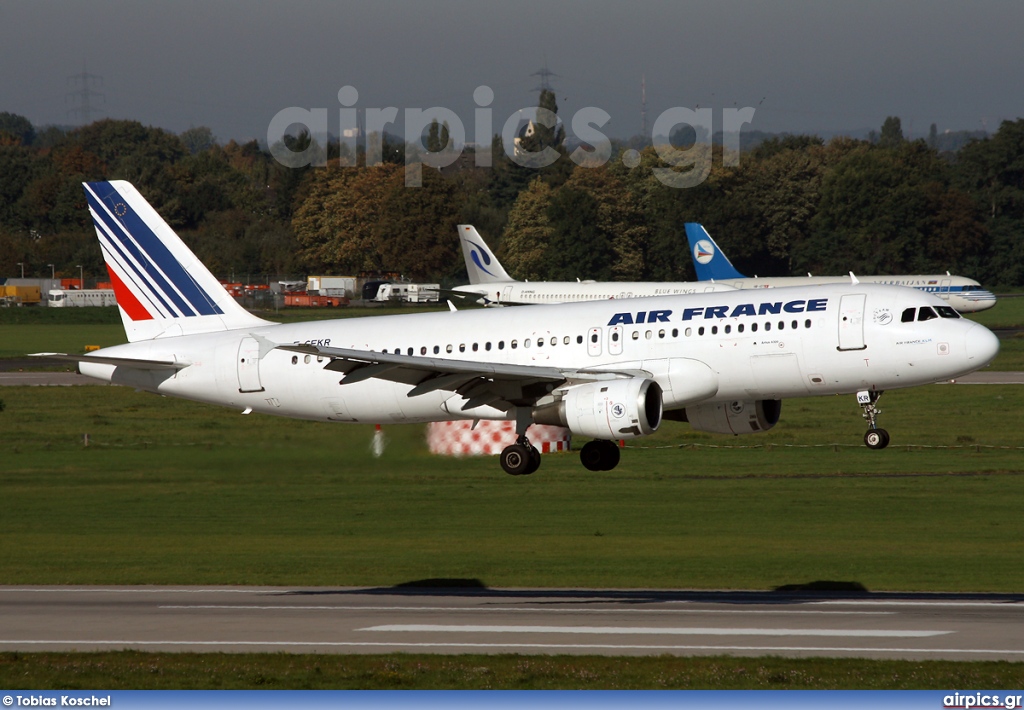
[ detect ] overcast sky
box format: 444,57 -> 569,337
2,0 -> 1022,144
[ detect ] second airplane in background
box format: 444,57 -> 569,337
684,223 -> 997,313
452,226 -> 734,305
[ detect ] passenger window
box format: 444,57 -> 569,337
536,338 -> 543,347
421,346 -> 427,355
659,329 -> 665,339
472,343 -> 478,351
901,307 -> 916,323
778,321 -> 785,330
459,344 -> 466,352
433,345 -> 439,354
551,337 -> 557,346
711,326 -> 718,335
498,341 -> 505,350
645,330 -> 652,339
632,331 -> 640,340
591,333 -> 598,343
804,319 -> 811,328
524,339 -> 531,348
672,328 -> 679,337
563,336 -> 570,345
918,307 -> 938,321
684,327 -> 691,337
698,326 -> 705,336
738,324 -> 744,333
751,323 -> 758,332
724,325 -> 731,334
446,344 -> 453,353
511,340 -> 518,349
612,332 -> 619,342
791,320 -> 798,329
765,322 -> 771,331
577,335 -> 584,344
291,355 -> 298,365
485,342 -> 491,351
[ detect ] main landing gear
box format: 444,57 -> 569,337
500,409 -> 542,476
580,440 -> 621,471
500,435 -> 541,476
857,390 -> 890,450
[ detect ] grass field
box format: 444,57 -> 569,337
2,651 -> 1023,689
1,384 -> 1021,590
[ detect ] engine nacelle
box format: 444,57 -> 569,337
683,399 -> 782,435
534,378 -> 662,440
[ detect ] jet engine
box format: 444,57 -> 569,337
683,399 -> 782,435
534,378 -> 662,440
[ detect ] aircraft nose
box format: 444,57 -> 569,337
965,323 -> 1000,368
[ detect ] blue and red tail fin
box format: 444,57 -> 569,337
84,181 -> 271,342
684,223 -> 747,281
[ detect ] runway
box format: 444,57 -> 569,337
2,586 -> 1023,660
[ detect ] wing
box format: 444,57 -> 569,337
276,343 -> 645,413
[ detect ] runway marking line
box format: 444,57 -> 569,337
360,624 -> 949,638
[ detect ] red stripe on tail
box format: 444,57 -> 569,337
106,265 -> 153,321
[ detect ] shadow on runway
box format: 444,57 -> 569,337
278,579 -> 1024,606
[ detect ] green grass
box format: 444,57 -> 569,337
966,294 -> 1024,329
1,384 -> 1022,591
2,652 -> 1023,689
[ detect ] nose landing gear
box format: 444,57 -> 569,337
857,390 -> 890,449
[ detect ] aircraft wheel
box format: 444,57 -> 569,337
500,443 -> 533,475
580,441 -> 605,471
580,440 -> 620,471
864,428 -> 890,450
602,441 -> 621,470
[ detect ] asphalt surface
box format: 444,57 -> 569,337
1,586 -> 1023,660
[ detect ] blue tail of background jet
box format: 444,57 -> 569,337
684,223 -> 747,281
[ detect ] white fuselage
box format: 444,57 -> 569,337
453,280 -> 732,306
704,275 -> 996,313
79,284 -> 998,426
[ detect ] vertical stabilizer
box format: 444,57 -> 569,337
684,223 -> 747,281
83,181 -> 272,342
457,225 -> 514,285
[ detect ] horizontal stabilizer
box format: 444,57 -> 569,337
29,352 -> 188,371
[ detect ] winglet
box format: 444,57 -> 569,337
457,225 -> 514,285
849,271 -> 860,284
684,223 -> 747,281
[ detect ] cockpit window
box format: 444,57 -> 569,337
918,307 -> 938,321
901,307 -> 916,323
936,306 -> 961,319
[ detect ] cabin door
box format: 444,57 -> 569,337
837,294 -> 867,351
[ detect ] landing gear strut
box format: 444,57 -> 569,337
500,409 -> 541,476
580,440 -> 621,471
857,390 -> 890,450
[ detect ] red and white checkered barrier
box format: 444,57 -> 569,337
427,420 -> 571,456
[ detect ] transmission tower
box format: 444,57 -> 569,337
66,64 -> 105,125
531,63 -> 558,93
641,74 -> 648,138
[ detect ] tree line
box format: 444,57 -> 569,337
2,103 -> 1023,289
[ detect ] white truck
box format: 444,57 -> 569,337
47,289 -> 117,307
374,283 -> 440,303
307,276 -> 356,298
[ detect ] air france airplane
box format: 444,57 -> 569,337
37,181 -> 999,476
685,223 -> 997,313
451,225 -> 733,305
